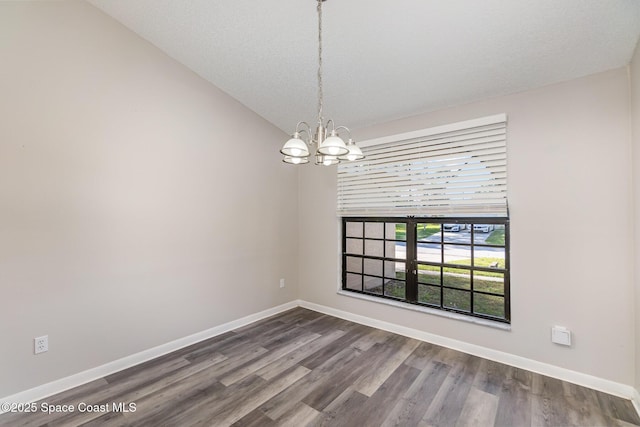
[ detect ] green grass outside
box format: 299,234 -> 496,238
415,257 -> 504,279
485,229 -> 505,245
443,257 -> 505,278
417,223 -> 441,240
394,223 -> 440,241
393,224 -> 407,240
370,279 -> 504,319
371,266 -> 505,318
413,266 -> 503,293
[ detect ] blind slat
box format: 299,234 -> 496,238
364,133 -> 506,159
338,151 -> 507,176
338,157 -> 507,182
337,115 -> 508,217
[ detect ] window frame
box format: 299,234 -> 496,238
341,216 -> 510,323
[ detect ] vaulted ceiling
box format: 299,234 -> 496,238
88,0 -> 640,133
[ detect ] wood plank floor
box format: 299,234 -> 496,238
1,307 -> 639,426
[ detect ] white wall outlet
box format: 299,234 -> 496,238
551,326 -> 571,346
34,335 -> 48,354
279,278 -> 285,288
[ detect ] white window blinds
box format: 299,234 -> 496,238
337,114 -> 507,217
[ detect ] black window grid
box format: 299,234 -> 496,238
344,220 -> 408,299
342,217 -> 510,323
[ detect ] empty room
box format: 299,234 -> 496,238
1,0 -> 640,426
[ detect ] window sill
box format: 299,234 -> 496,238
336,290 -> 511,331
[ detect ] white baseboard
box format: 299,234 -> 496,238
298,300 -> 637,403
2,298 -> 638,420
0,300 -> 299,413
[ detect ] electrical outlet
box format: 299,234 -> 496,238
34,335 -> 48,354
551,326 -> 571,346
279,278 -> 285,288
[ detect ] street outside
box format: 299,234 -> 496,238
393,229 -> 505,263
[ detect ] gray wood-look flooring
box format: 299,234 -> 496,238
1,307 -> 639,427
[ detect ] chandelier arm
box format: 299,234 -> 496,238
295,121 -> 312,134
297,128 -> 312,143
325,119 -> 336,133
334,125 -> 352,138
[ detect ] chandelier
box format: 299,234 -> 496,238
280,0 -> 364,166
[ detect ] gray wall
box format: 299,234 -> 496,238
2,0 -> 638,400
0,1 -> 298,397
299,68 -> 635,386
631,37 -> 640,397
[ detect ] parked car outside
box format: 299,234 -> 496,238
443,224 -> 464,232
473,224 -> 495,233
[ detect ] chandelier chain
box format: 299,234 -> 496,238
279,0 -> 364,165
317,0 -> 323,126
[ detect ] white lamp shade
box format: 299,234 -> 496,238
283,155 -> 309,164
338,143 -> 364,161
280,137 -> 309,157
316,155 -> 339,166
317,135 -> 348,156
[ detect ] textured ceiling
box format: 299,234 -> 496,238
88,0 -> 640,134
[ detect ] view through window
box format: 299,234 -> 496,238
343,218 -> 510,323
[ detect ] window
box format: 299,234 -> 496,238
338,115 -> 510,323
342,218 -> 510,323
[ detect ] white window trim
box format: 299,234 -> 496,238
336,289 -> 511,331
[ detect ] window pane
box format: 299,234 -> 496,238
364,258 -> 383,277
474,272 -> 504,295
346,256 -> 362,274
418,284 -> 441,306
346,273 -> 361,291
385,241 -> 405,259
364,222 -> 384,239
473,224 -> 499,244
363,276 -> 383,294
384,261 -> 405,280
443,245 -> 472,266
417,223 -> 441,242
342,218 -> 509,324
384,279 -> 405,299
385,241 -> 394,258
473,247 -> 505,269
386,223 -> 406,241
386,241 -> 406,260
364,239 -> 384,257
417,264 -> 440,285
443,288 -> 471,312
480,224 -> 506,246
346,222 -> 363,238
443,268 -> 470,290
346,238 -> 363,255
417,243 -> 441,263
443,224 -> 471,243
474,294 -> 505,319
